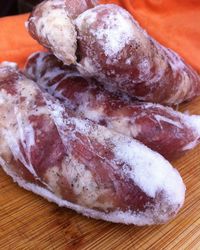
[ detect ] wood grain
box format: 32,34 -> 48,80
0,97 -> 200,250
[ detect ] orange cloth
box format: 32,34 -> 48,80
0,14 -> 42,68
0,1 -> 199,72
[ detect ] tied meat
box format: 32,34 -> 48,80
0,63 -> 185,225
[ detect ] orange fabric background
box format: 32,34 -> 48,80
0,0 -> 200,72
0,14 -> 42,68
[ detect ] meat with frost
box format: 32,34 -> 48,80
27,0 -> 97,65
0,63 -> 185,225
27,2 -> 200,105
25,52 -> 200,160
75,4 -> 200,104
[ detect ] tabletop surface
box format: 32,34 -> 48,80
0,97 -> 200,250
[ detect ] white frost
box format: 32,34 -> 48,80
183,114 -> 200,137
31,1 -> 77,65
75,4 -> 138,58
0,159 -> 185,225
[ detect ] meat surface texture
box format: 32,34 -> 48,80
27,0 -> 97,65
25,52 -> 200,160
27,1 -> 200,105
0,63 -> 185,225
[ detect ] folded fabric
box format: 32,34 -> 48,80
0,0 -> 200,72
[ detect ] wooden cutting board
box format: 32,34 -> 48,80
0,97 -> 200,250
